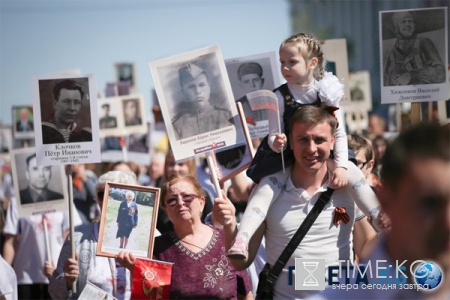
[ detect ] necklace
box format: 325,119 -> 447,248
179,239 -> 203,250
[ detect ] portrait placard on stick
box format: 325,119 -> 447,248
97,182 -> 160,259
347,71 -> 372,112
12,105 -> 35,140
115,62 -> 136,91
379,7 -> 448,104
210,102 -> 255,184
321,39 -> 350,104
149,45 -> 245,162
98,94 -> 147,138
10,147 -> 68,217
225,51 -> 281,139
33,74 -> 101,166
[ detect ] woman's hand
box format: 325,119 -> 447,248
116,251 -> 136,273
63,253 -> 79,289
212,190 -> 236,227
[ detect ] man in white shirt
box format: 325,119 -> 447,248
215,105 -> 378,299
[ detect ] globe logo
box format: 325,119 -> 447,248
413,261 -> 443,290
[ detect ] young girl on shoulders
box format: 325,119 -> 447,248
228,33 -> 383,259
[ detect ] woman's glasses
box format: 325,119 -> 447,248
165,194 -> 198,207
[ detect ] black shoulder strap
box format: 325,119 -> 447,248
264,187 -> 334,287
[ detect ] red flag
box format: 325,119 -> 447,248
131,258 -> 173,300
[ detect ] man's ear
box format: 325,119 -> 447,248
260,78 -> 265,86
330,134 -> 336,150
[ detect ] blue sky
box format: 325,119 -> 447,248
0,0 -> 290,124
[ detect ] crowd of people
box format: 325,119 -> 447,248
0,29 -> 449,300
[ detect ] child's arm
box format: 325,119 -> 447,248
347,162 -> 382,232
331,109 -> 348,188
267,91 -> 286,152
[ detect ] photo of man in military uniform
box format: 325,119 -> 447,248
171,63 -> 233,140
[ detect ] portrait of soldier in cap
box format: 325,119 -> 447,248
236,62 -> 268,122
99,103 -> 118,129
171,62 -> 233,140
383,10 -> 445,86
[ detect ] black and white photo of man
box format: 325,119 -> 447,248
19,153 -> 63,205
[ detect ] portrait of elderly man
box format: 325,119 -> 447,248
236,62 -> 268,122
383,10 -> 446,86
171,62 -> 233,140
16,108 -> 34,132
19,154 -> 63,205
42,79 -> 92,144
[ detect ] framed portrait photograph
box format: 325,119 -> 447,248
225,51 -> 281,139
321,39 -> 351,105
211,141 -> 254,185
115,62 -> 136,91
32,74 -> 101,166
98,94 -> 147,137
149,44 -> 246,162
12,105 -> 35,140
10,147 -> 68,217
346,71 -> 372,112
379,7 -> 448,104
97,182 -> 160,258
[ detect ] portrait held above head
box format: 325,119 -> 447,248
19,153 -> 63,205
99,103 -> 117,129
42,79 -> 92,144
171,62 -> 233,140
384,10 -> 446,86
123,99 -> 142,127
236,62 -> 268,122
16,108 -> 34,132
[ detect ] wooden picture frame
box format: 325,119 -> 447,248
97,182 -> 160,259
